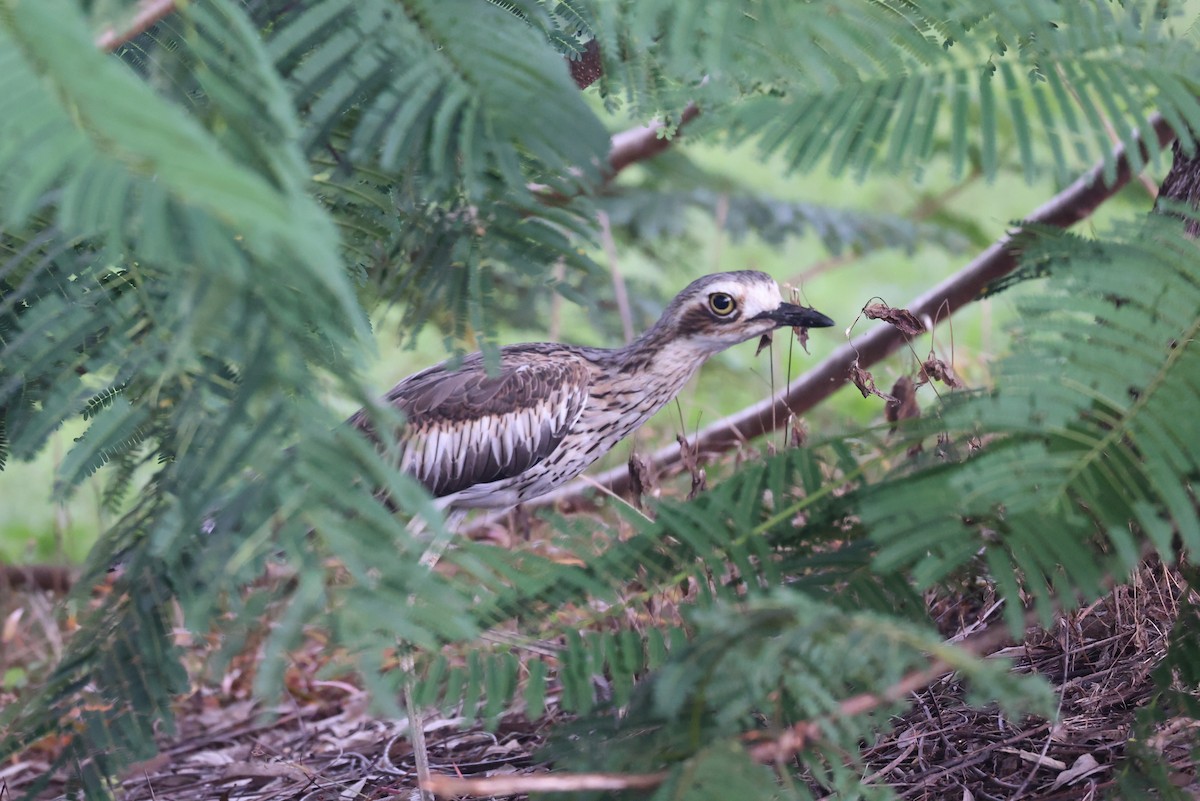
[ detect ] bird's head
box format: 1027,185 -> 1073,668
650,270 -> 835,356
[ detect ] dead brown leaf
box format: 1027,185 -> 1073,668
791,419 -> 808,449
863,302 -> 926,336
755,332 -> 773,356
849,359 -> 897,403
885,376 -> 920,428
794,325 -> 811,354
627,453 -> 654,511
920,356 -> 965,388
676,435 -> 707,500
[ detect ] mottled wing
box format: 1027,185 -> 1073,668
352,351 -> 590,498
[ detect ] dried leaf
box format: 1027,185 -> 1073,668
936,431 -> 953,460
1051,753 -> 1106,789
3,608 -> 23,644
920,356 -> 965,388
339,778 -> 368,800
849,359 -> 897,403
885,376 -> 920,427
755,332 -> 773,356
793,325 -> 811,354
848,360 -> 875,398
627,453 -> 653,510
863,302 -> 926,336
677,435 -> 707,499
791,419 -> 808,448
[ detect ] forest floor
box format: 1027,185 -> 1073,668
3,548 -> 1199,800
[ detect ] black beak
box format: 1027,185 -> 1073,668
754,302 -> 835,329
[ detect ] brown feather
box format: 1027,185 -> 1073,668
351,346 -> 590,498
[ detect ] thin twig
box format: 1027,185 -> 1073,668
598,211 -> 635,344
535,112 -> 1177,508
402,666 -> 434,801
94,0 -> 177,52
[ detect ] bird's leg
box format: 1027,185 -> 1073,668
399,649 -> 434,801
416,507 -> 467,569
402,503 -> 468,797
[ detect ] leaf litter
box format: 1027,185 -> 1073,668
3,553 -> 1197,800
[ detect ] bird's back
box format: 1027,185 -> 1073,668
350,344 -> 593,501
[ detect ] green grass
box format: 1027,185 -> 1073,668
0,434 -> 111,563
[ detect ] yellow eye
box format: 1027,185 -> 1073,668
708,292 -> 736,316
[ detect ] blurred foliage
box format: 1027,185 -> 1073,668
1,1 -> 1199,798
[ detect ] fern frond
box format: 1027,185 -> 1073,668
601,187 -> 975,256
570,0 -> 1200,182
866,212 -> 1200,629
0,2 -> 483,793
416,440 -> 920,721
544,591 -> 1054,784
266,0 -> 608,196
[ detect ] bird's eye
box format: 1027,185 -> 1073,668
708,292 -> 736,317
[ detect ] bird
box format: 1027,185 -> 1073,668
350,270 -> 834,519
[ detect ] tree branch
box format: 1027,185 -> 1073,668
94,0 -> 177,52
608,102 -> 701,176
535,112 -> 1177,508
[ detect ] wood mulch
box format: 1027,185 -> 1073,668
2,559 -> 1198,800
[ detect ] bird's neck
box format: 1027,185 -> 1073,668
607,330 -> 711,399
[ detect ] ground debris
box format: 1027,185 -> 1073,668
3,556 -> 1197,800
860,560 -> 1199,799
3,689 -> 548,801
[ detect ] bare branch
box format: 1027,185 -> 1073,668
608,102 -> 701,176
94,0 -> 177,52
537,113 -> 1177,507
529,103 -> 701,203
